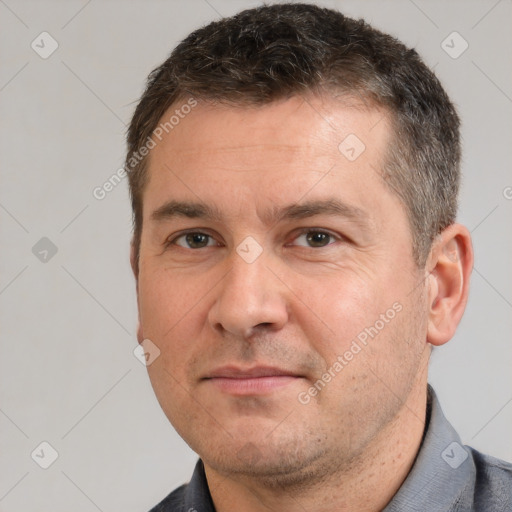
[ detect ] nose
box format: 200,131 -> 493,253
207,250 -> 289,339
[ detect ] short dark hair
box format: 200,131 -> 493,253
126,2 -> 460,271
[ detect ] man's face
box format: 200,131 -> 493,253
135,95 -> 431,482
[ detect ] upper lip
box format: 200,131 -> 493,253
204,366 -> 300,379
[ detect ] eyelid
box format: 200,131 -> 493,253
286,227 -> 342,246
165,228 -> 221,248
164,227 -> 344,250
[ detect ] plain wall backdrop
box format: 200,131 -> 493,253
1,0 -> 511,510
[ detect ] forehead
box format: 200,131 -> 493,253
151,94 -> 389,159
143,94 -> 398,223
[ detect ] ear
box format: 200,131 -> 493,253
130,238 -> 139,280
130,239 -> 144,345
426,223 -> 473,346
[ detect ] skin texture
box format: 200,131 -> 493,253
132,94 -> 473,511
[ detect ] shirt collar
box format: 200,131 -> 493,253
383,385 -> 475,511
183,458 -> 215,512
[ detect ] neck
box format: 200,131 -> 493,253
204,379 -> 429,512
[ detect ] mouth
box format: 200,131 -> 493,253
203,366 -> 303,395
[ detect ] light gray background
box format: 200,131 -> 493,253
1,0 -> 511,510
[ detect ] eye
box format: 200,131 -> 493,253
171,232 -> 218,249
291,230 -> 338,248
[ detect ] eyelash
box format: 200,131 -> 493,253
165,228 -> 341,250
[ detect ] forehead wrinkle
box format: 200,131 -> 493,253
150,200 -> 223,223
261,198 -> 372,228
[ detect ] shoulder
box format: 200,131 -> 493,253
146,459 -> 213,512
148,484 -> 187,512
468,447 -> 512,511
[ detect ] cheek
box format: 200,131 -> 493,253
140,271 -> 208,416
299,274 -> 384,351
140,266 -> 195,324
294,261 -> 414,379
138,268 -> 209,362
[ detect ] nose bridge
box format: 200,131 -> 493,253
209,243 -> 288,337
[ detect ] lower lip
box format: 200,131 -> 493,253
207,376 -> 298,395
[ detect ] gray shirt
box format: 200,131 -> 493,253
149,386 -> 512,511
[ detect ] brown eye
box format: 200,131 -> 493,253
173,232 -> 214,249
292,230 -> 337,248
306,231 -> 331,247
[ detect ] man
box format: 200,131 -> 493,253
125,3 -> 512,511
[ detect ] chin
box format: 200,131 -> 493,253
199,431 -> 330,485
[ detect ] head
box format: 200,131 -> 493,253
126,3 -> 472,487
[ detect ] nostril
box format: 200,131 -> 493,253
256,322 -> 272,328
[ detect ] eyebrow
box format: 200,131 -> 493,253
151,198 -> 370,227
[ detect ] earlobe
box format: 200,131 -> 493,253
136,323 -> 144,345
130,239 -> 139,280
426,224 -> 474,347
